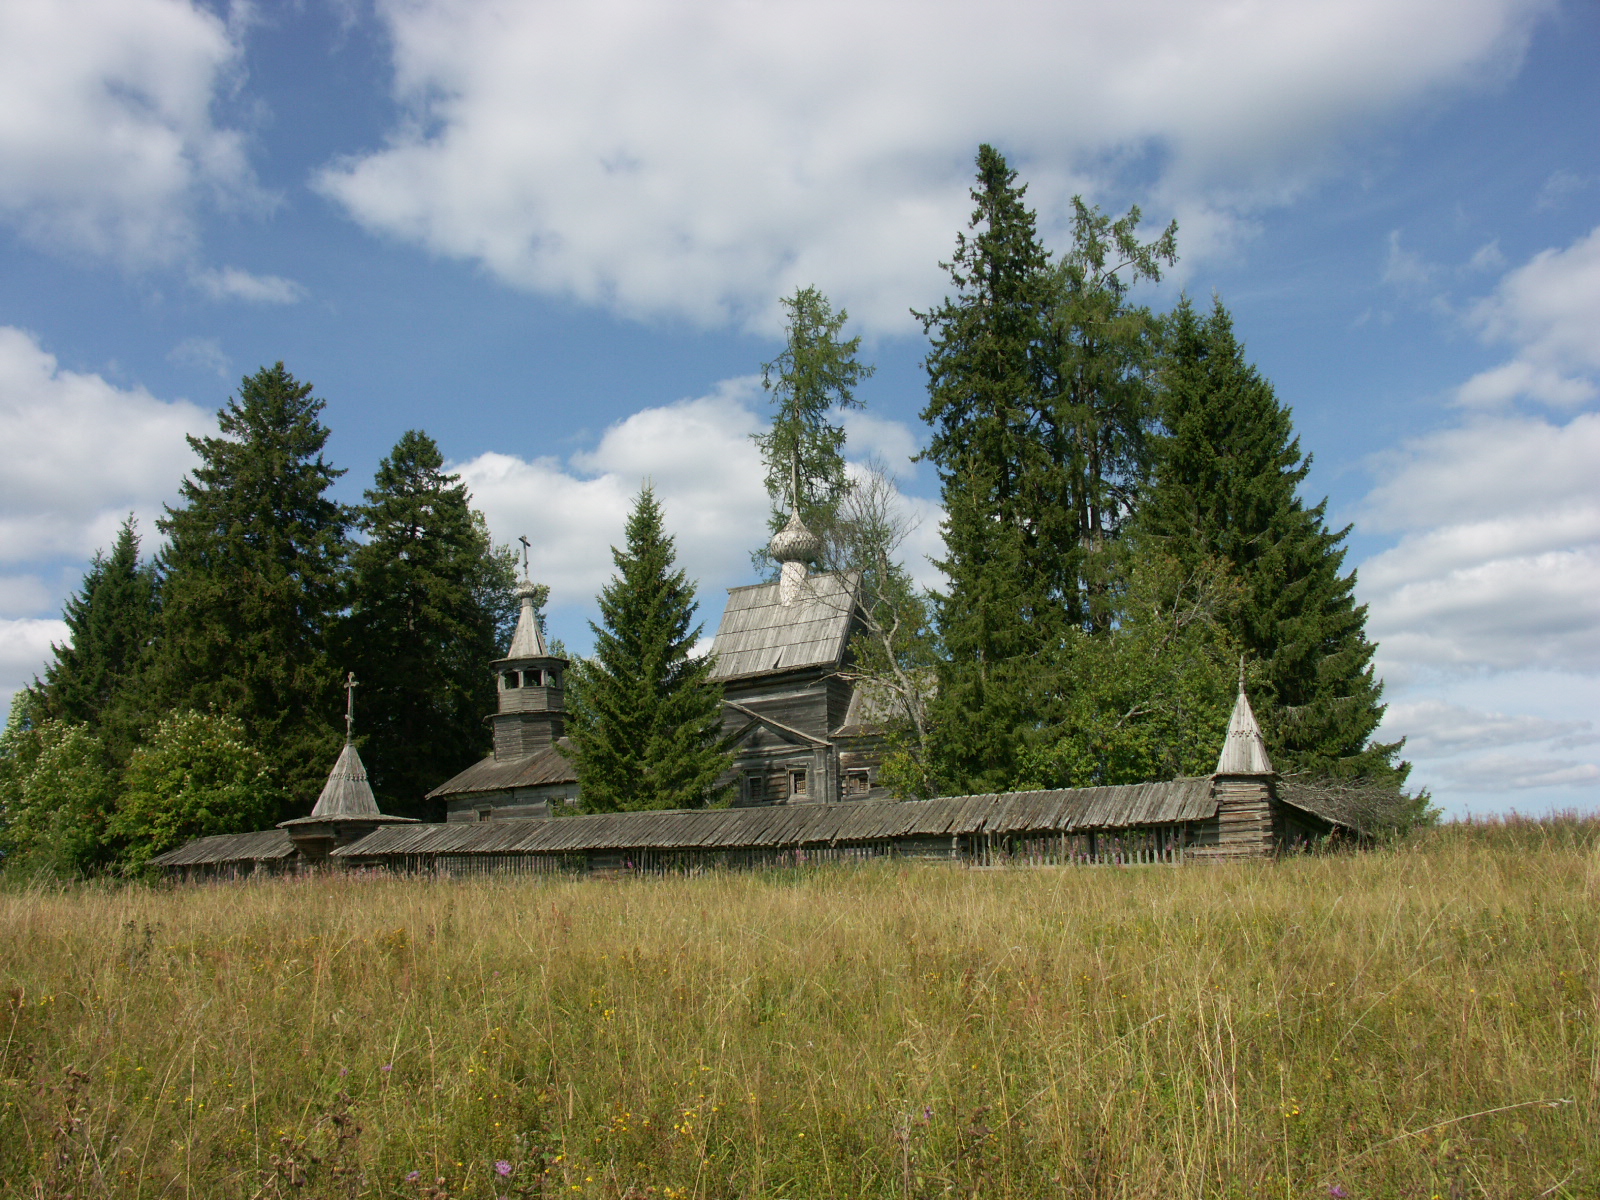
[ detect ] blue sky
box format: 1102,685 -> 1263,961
1,0 -> 1596,816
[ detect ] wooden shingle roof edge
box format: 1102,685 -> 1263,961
333,777 -> 1221,859
149,828 -> 296,867
426,740 -> 578,799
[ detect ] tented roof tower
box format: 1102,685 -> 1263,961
1214,677 -> 1275,776
278,672 -> 415,858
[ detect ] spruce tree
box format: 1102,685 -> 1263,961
1143,297 -> 1406,783
32,515 -> 158,763
567,486 -> 730,812
154,363 -> 349,817
916,144 -> 1058,793
918,147 -> 1179,794
337,430 -> 517,819
752,286 -> 873,568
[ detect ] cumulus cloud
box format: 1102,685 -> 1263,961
320,0 -> 1547,331
1383,699 -> 1593,759
453,378 -> 943,618
0,326 -> 210,565
191,266 -> 306,305
455,380 -> 771,610
0,617 -> 67,709
1362,414 -> 1600,676
1359,227 -> 1600,811
0,0 -> 257,265
1457,224 -> 1600,408
168,336 -> 230,379
1433,753 -> 1600,793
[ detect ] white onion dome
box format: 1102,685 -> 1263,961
768,510 -> 821,564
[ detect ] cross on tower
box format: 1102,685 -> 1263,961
518,534 -> 531,578
344,671 -> 358,744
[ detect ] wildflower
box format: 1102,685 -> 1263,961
339,1068 -> 349,1077
1328,1188 -> 1348,1199
496,1161 -> 513,1177
382,1064 -> 394,1073
406,1170 -> 421,1182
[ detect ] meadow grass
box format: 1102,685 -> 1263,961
1,818 -> 1596,1199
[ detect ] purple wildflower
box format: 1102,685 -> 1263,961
338,1067 -> 349,1077
1328,1188 -> 1348,1199
495,1160 -> 513,1177
381,1063 -> 394,1073
405,1170 -> 421,1182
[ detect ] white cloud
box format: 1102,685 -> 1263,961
1433,753 -> 1600,792
1358,226 -> 1600,813
168,335 -> 230,378
1362,416 -> 1600,676
192,266 -> 306,305
0,616 -> 66,710
1382,698 -> 1593,759
455,380 -> 771,611
0,326 -> 210,564
452,379 -> 945,622
1458,224 -> 1600,408
0,0 -> 257,265
320,0 -> 1548,332
0,575 -> 53,619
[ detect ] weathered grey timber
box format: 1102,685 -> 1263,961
707,572 -> 858,681
707,502 -> 894,805
150,828 -> 295,873
428,576 -> 580,820
276,673 -> 417,861
151,674 -> 1353,880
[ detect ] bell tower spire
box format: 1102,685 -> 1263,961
490,537 -> 568,760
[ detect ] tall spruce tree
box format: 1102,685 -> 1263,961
337,431 -> 517,819
567,486 -> 730,812
918,147 -> 1180,793
154,363 -> 349,817
916,145 -> 1058,793
752,286 -> 874,569
32,515 -> 158,763
1143,297 -> 1406,783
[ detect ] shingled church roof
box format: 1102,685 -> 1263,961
707,571 -> 859,681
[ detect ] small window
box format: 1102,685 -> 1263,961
845,770 -> 870,796
789,769 -> 807,798
525,668 -> 543,687
746,774 -> 766,802
475,808 -> 492,823
502,670 -> 520,689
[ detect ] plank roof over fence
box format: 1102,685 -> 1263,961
149,828 -> 296,867
706,572 -> 858,681
332,777 -> 1217,860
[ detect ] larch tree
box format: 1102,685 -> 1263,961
153,363 -> 349,818
337,430 -> 517,819
567,486 -> 730,812
32,515 -> 159,764
1141,296 -> 1408,785
752,286 -> 874,570
1043,197 -> 1176,629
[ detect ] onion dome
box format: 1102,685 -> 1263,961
768,510 -> 821,564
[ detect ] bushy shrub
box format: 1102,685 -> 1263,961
112,710 -> 278,868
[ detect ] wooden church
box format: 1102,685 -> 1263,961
150,504 -> 1359,879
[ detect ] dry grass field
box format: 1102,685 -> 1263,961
2,818 -> 1596,1199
